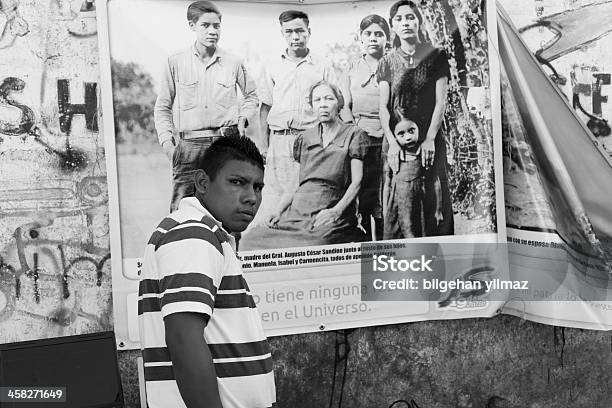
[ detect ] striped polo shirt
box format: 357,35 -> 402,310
138,197 -> 275,408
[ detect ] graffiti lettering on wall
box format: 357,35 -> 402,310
0,0 -> 29,49
57,78 -> 98,133
0,65 -> 110,341
0,76 -> 34,136
0,216 -> 112,337
0,172 -> 111,341
591,73 -> 610,117
571,66 -> 611,138
0,76 -> 97,171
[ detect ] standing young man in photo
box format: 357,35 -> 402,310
138,136 -> 276,408
154,0 -> 259,211
256,10 -> 336,223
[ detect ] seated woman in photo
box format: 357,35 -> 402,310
240,80 -> 369,250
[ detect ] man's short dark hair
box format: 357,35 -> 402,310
197,136 -> 264,180
278,10 -> 309,27
187,1 -> 221,24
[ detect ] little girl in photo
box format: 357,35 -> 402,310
383,113 -> 424,239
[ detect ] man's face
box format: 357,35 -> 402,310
190,12 -> 221,49
198,159 -> 264,233
395,119 -> 419,148
392,5 -> 420,42
281,18 -> 310,54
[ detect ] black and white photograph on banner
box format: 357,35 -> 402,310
103,0 -> 503,262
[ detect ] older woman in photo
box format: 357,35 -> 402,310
378,0 -> 454,236
340,14 -> 390,241
240,80 -> 368,250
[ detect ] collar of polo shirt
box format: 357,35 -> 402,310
180,197 -> 236,250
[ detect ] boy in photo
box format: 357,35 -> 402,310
138,136 -> 275,408
384,114 -> 424,239
154,0 -> 259,211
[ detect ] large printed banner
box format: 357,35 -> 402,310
98,0 -> 506,348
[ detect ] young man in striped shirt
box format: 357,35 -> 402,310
138,136 -> 275,408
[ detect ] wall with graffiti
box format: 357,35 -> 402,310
0,0 -> 111,343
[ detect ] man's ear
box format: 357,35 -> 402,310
194,169 -> 210,195
189,21 -> 195,32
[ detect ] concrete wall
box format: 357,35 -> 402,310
118,316 -> 612,407
115,1 -> 612,407
0,0 -> 111,342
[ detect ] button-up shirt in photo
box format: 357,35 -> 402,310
258,51 -> 336,131
154,45 -> 258,145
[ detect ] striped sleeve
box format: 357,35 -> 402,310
155,223 -> 225,319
